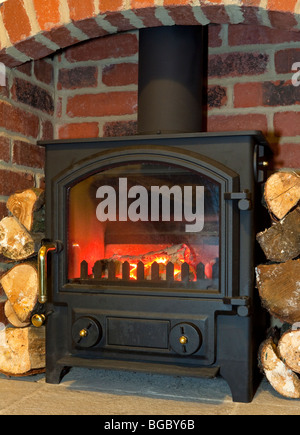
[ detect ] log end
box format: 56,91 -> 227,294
278,329 -> 300,375
0,327 -> 45,376
259,337 -> 300,399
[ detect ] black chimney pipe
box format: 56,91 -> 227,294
138,25 -> 206,135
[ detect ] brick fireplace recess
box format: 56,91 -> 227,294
0,0 -> 300,404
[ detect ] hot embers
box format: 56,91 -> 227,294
71,243 -> 218,284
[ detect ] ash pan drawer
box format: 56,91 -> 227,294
107,318 -> 170,349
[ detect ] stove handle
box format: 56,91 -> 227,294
38,240 -> 60,304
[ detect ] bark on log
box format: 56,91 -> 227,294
0,299 -> 8,328
256,259 -> 300,324
278,329 -> 300,375
259,337 -> 300,399
0,217 -> 35,261
256,207 -> 300,262
264,171 -> 300,220
6,188 -> 45,232
0,326 -> 45,375
0,263 -> 38,323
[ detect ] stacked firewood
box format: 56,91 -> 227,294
0,189 -> 45,376
256,171 -> 300,399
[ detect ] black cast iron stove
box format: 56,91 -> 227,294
37,26 -> 271,403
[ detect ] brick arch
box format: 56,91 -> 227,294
0,0 -> 300,67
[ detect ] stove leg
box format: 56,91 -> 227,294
217,315 -> 262,403
220,362 -> 257,403
46,364 -> 70,384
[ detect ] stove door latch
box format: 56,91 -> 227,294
223,297 -> 251,317
224,191 -> 252,211
38,239 -> 63,305
31,240 -> 62,328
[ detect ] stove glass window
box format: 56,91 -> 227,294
67,162 -> 220,291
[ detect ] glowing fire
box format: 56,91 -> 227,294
129,263 -> 137,280
69,242 -> 216,281
122,256 -> 185,281
109,244 -> 193,281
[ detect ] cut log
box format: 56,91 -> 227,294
6,188 -> 45,232
0,326 -> 45,375
256,207 -> 300,262
256,259 -> 300,324
4,300 -> 30,328
0,216 -> 35,261
264,171 -> 300,220
259,337 -> 300,399
0,263 -> 38,323
278,329 -> 300,375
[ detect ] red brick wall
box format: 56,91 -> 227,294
208,24 -> 300,169
56,31 -> 139,140
0,59 -> 54,218
1,23 -> 300,222
54,25 -> 300,169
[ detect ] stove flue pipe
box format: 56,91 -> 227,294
137,25 -> 206,135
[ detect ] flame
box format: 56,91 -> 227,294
114,255 -> 185,281
153,256 -> 169,265
122,256 -> 185,281
129,263 -> 137,280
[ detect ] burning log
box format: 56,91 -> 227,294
0,327 -> 45,376
109,243 -> 192,265
91,244 -> 198,282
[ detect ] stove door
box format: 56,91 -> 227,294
67,161 -> 221,291
62,146 -> 239,295
45,144 -> 241,369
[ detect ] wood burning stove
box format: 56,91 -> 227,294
38,131 -> 270,403
37,26 -> 271,403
